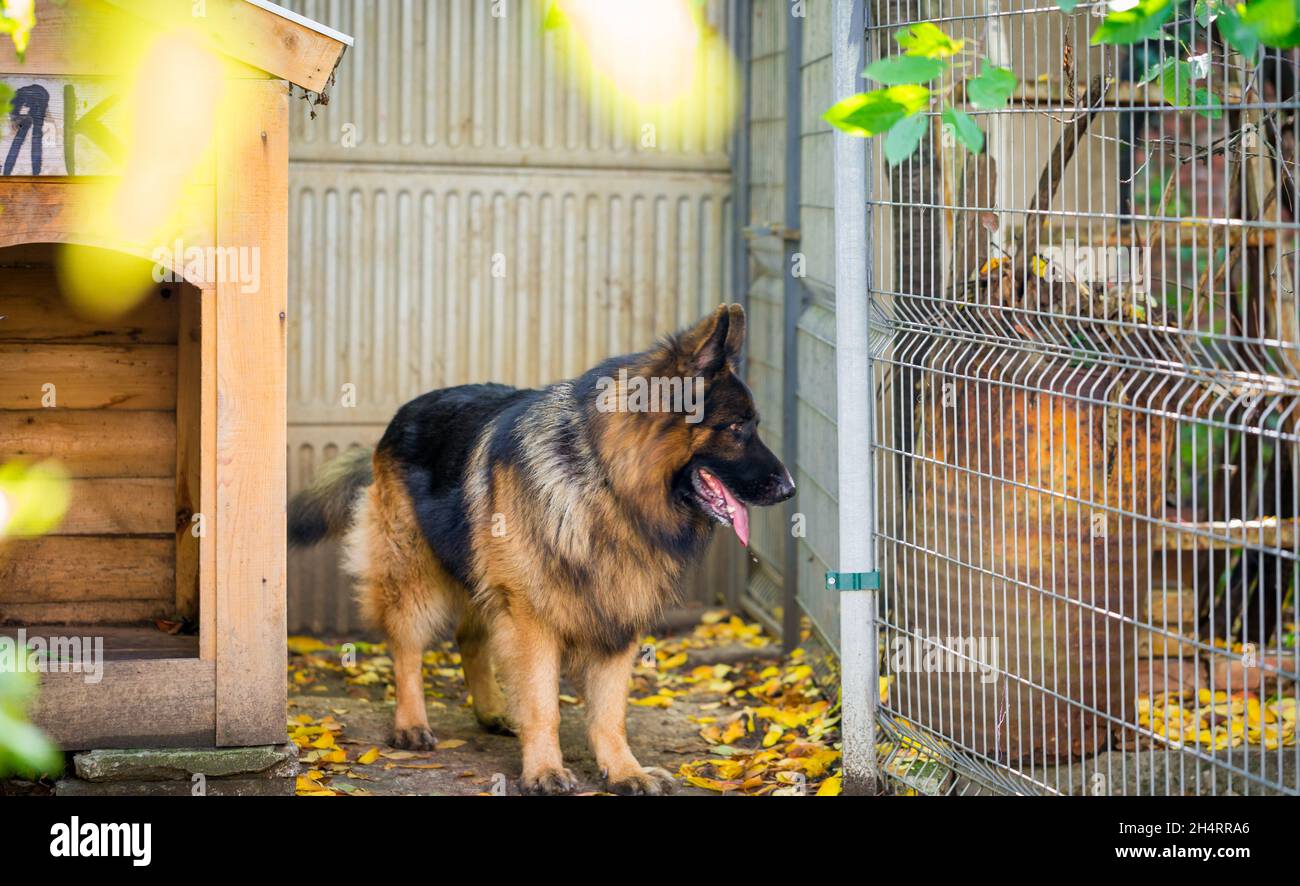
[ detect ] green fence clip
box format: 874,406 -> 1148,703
825,571 -> 881,591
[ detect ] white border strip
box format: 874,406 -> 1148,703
241,0 -> 354,47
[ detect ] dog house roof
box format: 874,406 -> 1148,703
104,0 -> 352,93
242,0 -> 354,47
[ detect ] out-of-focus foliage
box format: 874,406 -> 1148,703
0,0 -> 36,60
822,22 -> 1014,165
0,1 -> 36,123
0,2 -> 60,786
0,460 -> 70,540
0,665 -> 63,780
823,0 -> 1299,161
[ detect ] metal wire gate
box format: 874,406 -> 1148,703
852,0 -> 1300,795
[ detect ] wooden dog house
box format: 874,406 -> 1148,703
0,0 -> 349,749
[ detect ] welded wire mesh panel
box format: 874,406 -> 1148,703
868,0 -> 1300,795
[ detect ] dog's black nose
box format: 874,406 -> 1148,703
770,471 -> 796,503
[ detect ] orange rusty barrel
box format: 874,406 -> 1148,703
891,353 -> 1178,767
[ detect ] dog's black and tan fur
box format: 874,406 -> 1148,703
288,304 -> 794,795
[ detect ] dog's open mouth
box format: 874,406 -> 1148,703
691,468 -> 749,547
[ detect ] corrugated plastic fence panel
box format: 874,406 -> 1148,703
283,0 -> 741,634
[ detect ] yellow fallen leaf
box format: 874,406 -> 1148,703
659,652 -> 688,669
357,747 -> 381,765
288,636 -> 332,655
311,732 -> 336,749
436,739 -> 466,750
720,718 -> 747,744
380,750 -> 424,760
684,775 -> 738,792
816,775 -> 842,796
630,694 -> 673,708
295,776 -> 332,794
712,760 -> 746,779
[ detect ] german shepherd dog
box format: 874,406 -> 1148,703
288,304 -> 794,794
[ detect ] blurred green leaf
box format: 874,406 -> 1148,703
1241,0 -> 1300,48
1241,0 -> 1300,42
894,22 -> 965,58
942,106 -> 984,154
0,665 -> 62,779
0,460 -> 70,538
884,114 -> 930,165
1136,49 -> 1222,118
1217,5 -> 1262,56
1162,60 -> 1195,106
966,60 -> 1018,109
1193,86 -> 1224,118
1092,0 -> 1175,45
823,85 -> 930,137
1138,56 -> 1175,85
542,1 -> 565,31
0,0 -> 35,61
864,54 -> 947,85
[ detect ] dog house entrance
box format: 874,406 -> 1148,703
0,243 -> 204,664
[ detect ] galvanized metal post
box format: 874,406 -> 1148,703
831,0 -> 879,795
780,0 -> 803,654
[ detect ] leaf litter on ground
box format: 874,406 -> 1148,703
287,609 -> 842,796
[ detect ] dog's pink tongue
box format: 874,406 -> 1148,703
720,484 -> 749,547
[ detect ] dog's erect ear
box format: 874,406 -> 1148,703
682,304 -> 745,375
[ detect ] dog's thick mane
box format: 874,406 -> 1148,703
507,350 -> 711,565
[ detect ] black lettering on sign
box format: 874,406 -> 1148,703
3,84 -> 48,175
64,83 -> 122,175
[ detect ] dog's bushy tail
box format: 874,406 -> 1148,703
288,447 -> 374,547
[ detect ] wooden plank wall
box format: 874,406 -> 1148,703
0,244 -> 188,625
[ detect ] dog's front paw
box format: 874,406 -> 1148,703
520,766 -> 579,795
607,766 -> 676,796
390,725 -> 437,750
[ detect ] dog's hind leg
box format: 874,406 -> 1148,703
347,454 -> 456,751
582,643 -> 676,795
491,607 -> 576,795
360,574 -> 450,750
388,617 -> 438,750
456,611 -> 513,735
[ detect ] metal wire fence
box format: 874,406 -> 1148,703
865,0 -> 1300,795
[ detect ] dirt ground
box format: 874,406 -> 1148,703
287,611 -> 843,796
